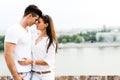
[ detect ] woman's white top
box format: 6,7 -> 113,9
32,34 -> 56,72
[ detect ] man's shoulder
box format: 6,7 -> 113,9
10,23 -> 20,28
7,23 -> 20,30
5,23 -> 20,35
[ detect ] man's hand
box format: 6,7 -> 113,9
18,58 -> 32,66
14,75 -> 23,80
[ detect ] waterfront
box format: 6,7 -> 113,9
55,47 -> 120,76
1,46 -> 120,76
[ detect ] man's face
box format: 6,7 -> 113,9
28,15 -> 39,27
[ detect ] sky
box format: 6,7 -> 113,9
1,0 -> 120,34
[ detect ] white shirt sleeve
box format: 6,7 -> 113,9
5,27 -> 19,44
44,43 -> 56,68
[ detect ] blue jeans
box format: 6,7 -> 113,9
11,71 -> 32,80
31,72 -> 54,80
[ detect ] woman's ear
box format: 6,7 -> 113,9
45,23 -> 48,28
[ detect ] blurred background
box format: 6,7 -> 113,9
1,0 -> 120,79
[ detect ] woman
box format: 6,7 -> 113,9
18,14 -> 58,80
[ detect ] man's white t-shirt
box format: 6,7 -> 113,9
5,23 -> 32,72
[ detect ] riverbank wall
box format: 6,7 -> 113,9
0,75 -> 120,80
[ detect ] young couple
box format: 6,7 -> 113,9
4,4 -> 58,80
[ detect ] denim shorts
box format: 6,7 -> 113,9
10,71 -> 32,80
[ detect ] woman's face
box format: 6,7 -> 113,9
36,18 -> 47,30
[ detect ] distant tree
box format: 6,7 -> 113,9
113,36 -> 117,42
74,35 -> 83,43
71,35 -> 77,42
98,36 -> 104,42
89,32 -> 97,43
62,38 -> 67,44
0,35 -> 5,51
65,35 -> 72,42
82,33 -> 90,42
101,25 -> 111,32
0,35 -> 4,42
0,42 -> 4,50
58,35 -> 66,43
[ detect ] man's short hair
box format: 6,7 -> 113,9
24,4 -> 42,17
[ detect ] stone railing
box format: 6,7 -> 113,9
0,76 -> 11,80
55,75 -> 120,80
0,75 -> 120,80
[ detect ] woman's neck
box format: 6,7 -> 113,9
39,30 -> 47,37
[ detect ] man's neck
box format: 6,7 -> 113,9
20,17 -> 28,28
19,18 -> 28,32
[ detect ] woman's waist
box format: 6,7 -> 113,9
32,65 -> 52,71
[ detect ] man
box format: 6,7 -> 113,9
4,4 -> 42,80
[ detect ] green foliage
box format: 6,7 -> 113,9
0,35 -> 5,51
62,38 -> 67,44
58,35 -> 72,43
82,33 -> 90,42
0,42 -> 4,50
98,36 -> 104,42
101,28 -> 111,32
74,35 -> 83,43
113,36 -> 117,42
81,32 -> 96,42
58,31 -> 97,43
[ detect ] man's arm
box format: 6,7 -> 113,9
4,42 -> 22,80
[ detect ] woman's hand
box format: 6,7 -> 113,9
18,58 -> 32,66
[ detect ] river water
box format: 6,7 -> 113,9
1,47 -> 120,76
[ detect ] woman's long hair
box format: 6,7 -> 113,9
42,15 -> 58,53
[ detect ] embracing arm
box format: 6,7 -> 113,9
32,59 -> 48,65
18,45 -> 56,66
18,58 -> 48,66
4,42 -> 22,80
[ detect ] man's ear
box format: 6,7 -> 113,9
27,13 -> 32,18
